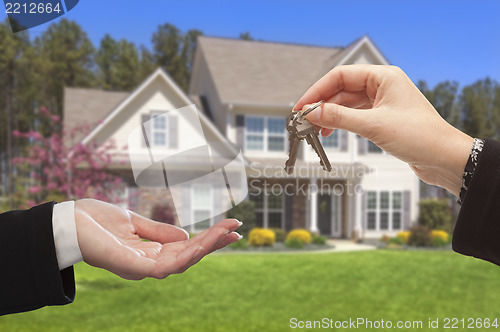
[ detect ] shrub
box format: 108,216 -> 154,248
228,237 -> 249,249
248,228 -> 275,246
387,237 -> 404,245
431,230 -> 449,242
408,225 -> 432,247
286,229 -> 312,244
226,200 -> 256,238
397,231 -> 411,244
380,234 -> 390,243
431,230 -> 449,247
312,235 -> 327,245
418,199 -> 452,232
285,237 -> 304,249
270,228 -> 286,242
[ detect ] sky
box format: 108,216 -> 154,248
2,0 -> 499,88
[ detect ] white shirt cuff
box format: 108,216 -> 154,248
52,201 -> 83,270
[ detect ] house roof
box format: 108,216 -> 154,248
64,68 -> 242,163
63,87 -> 128,144
195,35 -> 387,107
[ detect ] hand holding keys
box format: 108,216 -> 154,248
285,101 -> 332,174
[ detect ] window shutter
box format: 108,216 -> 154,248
284,194 -> 294,231
235,115 -> 245,150
361,191 -> 366,230
358,136 -> 367,155
340,130 -> 348,151
141,114 -> 151,147
403,190 -> 411,229
168,115 -> 178,149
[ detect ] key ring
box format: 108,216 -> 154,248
301,100 -> 324,117
291,100 -> 324,125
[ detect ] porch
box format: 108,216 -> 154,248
247,177 -> 364,239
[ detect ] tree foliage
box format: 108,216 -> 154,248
152,23 -> 202,91
96,34 -> 141,91
418,199 -> 452,231
12,107 -> 125,207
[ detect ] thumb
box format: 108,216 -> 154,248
304,102 -> 371,135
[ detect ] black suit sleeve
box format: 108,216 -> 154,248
453,138 -> 500,266
0,202 -> 75,316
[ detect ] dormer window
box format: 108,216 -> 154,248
151,113 -> 168,147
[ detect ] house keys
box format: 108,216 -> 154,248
285,101 -> 332,174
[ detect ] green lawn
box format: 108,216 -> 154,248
2,250 -> 500,331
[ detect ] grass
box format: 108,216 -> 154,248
2,250 -> 500,331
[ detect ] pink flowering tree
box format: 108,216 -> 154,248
13,107 -> 126,207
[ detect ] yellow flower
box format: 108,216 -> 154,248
431,230 -> 449,242
396,231 -> 411,244
286,229 -> 312,244
248,228 -> 276,246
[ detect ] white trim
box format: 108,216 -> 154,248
337,35 -> 390,66
244,115 -> 287,153
251,190 -> 285,229
81,68 -> 241,159
266,192 -> 285,229
321,130 -> 340,150
331,194 -> 342,237
150,111 -> 168,147
310,178 -> 318,233
191,184 -> 213,232
365,190 -> 403,232
226,101 -> 293,111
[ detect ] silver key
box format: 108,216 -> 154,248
295,116 -> 332,172
285,113 -> 301,174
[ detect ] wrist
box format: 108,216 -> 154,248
434,125 -> 474,197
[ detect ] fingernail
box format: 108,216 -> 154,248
231,219 -> 243,227
305,105 -> 322,122
234,232 -> 243,240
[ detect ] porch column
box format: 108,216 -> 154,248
354,182 -> 363,241
310,177 -> 318,233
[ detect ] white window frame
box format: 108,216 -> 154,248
245,116 -> 287,152
366,190 -> 403,231
151,112 -> 168,147
250,190 -> 285,229
321,130 -> 340,150
191,185 -> 213,232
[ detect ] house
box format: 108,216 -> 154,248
64,35 -> 419,240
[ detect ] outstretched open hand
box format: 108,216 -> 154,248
74,199 -> 242,280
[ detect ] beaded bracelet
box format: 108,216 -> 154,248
458,138 -> 484,205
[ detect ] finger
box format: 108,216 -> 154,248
130,211 -> 189,244
294,64 -> 384,111
210,231 -> 243,253
185,227 -> 232,267
155,226 -> 229,278
304,102 -> 373,136
320,128 -> 335,137
153,243 -> 202,279
327,90 -> 373,109
187,219 -> 242,246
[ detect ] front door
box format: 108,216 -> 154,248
317,193 -> 342,237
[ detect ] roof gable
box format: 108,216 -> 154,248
194,35 -> 388,107
78,68 -> 231,150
